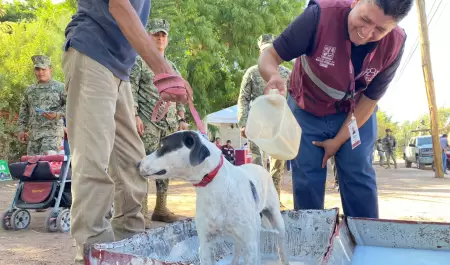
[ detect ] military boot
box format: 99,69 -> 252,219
151,192 -> 183,223
277,190 -> 288,211
141,194 -> 152,229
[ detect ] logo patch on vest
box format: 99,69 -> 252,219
316,45 -> 336,68
363,68 -> 379,82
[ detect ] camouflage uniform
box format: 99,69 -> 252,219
237,34 -> 291,205
130,18 -> 185,226
18,55 -> 65,156
382,129 -> 397,169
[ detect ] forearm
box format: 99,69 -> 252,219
334,94 -> 378,146
258,47 -> 284,82
109,0 -> 173,75
237,101 -> 249,128
55,100 -> 66,119
18,104 -> 28,132
18,119 -> 28,132
130,87 -> 139,115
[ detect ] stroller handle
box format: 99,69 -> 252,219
20,154 -> 67,163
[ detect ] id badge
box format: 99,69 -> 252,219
348,115 -> 361,149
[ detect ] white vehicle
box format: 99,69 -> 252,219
403,135 -> 433,169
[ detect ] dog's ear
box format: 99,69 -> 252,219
184,132 -> 210,166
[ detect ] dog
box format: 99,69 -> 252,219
137,130 -> 289,265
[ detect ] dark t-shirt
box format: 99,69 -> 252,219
64,0 -> 151,81
221,145 -> 235,161
273,1 -> 405,100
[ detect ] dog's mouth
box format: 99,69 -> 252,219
142,169 -> 167,177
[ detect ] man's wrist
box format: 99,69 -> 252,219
334,128 -> 350,147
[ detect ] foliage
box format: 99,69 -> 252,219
0,1 -> 73,113
376,107 -> 450,158
1,0 -> 448,164
0,0 -> 53,22
150,0 -> 305,118
0,0 -> 74,161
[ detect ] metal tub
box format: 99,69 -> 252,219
323,217 -> 450,265
86,209 -> 339,265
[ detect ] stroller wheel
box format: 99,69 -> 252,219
1,209 -> 15,230
10,209 -> 31,230
45,211 -> 59,232
56,209 -> 70,233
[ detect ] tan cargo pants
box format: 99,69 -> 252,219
62,48 -> 147,263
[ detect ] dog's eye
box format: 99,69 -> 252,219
184,135 -> 194,148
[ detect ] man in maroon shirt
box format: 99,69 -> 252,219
258,0 -> 413,218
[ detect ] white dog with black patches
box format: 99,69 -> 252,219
137,130 -> 289,265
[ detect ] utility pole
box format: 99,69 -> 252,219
416,0 -> 443,178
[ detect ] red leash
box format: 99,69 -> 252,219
152,74 -> 206,134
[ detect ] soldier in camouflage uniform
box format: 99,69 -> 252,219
18,55 -> 66,156
382,128 -> 397,169
130,18 -> 189,228
237,34 -> 291,210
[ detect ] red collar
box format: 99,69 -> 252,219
193,155 -> 224,187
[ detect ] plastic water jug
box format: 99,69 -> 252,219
245,90 -> 301,160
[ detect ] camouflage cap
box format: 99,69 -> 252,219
146,18 -> 170,35
31,55 -> 51,69
258,34 -> 277,51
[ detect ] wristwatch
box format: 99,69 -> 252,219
178,118 -> 186,123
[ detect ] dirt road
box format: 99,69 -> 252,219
0,163 -> 449,264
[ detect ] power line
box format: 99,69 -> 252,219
397,0 -> 439,76
394,0 -> 443,83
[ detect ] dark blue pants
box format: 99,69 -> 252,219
442,151 -> 447,173
288,96 -> 379,218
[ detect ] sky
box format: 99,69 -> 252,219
377,0 -> 449,123
16,0 -> 450,123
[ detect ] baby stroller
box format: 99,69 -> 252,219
1,154 -> 72,232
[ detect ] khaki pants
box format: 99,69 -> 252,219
62,48 -> 147,263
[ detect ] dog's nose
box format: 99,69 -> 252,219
136,161 -> 141,169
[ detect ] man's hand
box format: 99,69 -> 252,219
178,121 -> 189,131
159,80 -> 192,104
136,116 -> 144,136
264,73 -> 287,96
312,138 -> 342,168
18,132 -> 27,143
240,127 -> 247,138
42,112 -> 57,120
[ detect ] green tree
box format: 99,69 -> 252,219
0,0 -> 53,22
0,1 -> 74,161
0,0 -> 304,160
150,0 -> 305,122
0,6 -> 5,18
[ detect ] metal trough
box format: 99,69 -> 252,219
86,208 -> 339,265
323,217 -> 450,265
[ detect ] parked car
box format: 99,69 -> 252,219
403,135 -> 433,169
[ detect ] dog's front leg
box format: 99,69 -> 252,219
198,236 -> 215,265
242,219 -> 261,265
230,240 -> 242,265
242,241 -> 260,265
